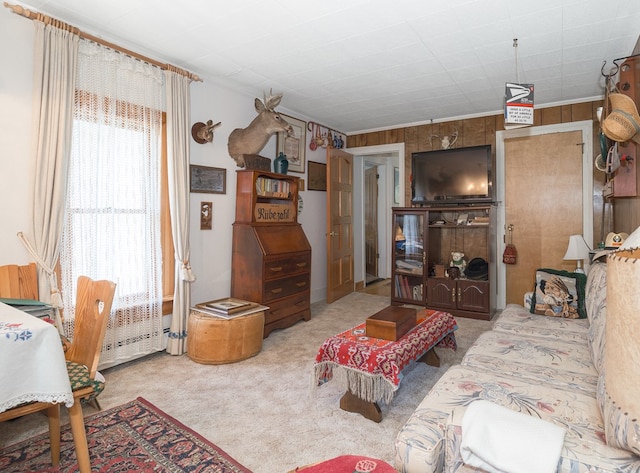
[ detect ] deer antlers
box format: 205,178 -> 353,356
263,89 -> 283,111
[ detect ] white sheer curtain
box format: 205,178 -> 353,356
20,20 -> 79,334
165,68 -> 195,356
60,40 -> 165,368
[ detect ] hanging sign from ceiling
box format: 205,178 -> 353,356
504,82 -> 534,128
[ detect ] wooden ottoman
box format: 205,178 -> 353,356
187,308 -> 265,364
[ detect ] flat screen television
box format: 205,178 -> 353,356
411,145 -> 494,206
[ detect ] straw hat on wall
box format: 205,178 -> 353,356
602,93 -> 640,144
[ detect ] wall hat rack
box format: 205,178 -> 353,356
307,121 -> 346,150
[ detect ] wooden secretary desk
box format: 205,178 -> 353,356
231,170 -> 311,337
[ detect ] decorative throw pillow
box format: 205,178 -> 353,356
530,268 -> 587,319
290,455 -> 396,473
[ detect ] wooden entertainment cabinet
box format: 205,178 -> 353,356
391,205 -> 496,320
231,170 -> 311,337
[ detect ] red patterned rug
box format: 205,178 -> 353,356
0,397 -> 251,472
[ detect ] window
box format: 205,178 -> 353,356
59,40 -> 170,368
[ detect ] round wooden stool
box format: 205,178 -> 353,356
187,309 -> 265,364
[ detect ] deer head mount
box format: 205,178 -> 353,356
192,120 -> 222,144
227,90 -> 293,167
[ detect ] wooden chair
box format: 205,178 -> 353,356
64,276 -> 117,409
0,262 -> 38,299
0,276 -> 116,472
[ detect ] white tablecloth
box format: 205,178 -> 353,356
0,302 -> 73,412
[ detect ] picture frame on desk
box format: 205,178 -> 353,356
276,114 -> 306,173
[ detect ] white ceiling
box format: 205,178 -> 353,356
14,0 -> 640,134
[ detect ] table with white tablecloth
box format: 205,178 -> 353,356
0,301 -> 73,413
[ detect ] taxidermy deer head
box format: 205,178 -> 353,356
227,90 -> 293,167
192,120 -> 222,144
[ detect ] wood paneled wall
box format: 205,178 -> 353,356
348,99 -> 640,243
614,56 -> 640,234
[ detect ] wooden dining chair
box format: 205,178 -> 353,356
0,262 -> 38,299
64,276 -> 117,409
62,276 -> 116,471
0,275 -> 116,473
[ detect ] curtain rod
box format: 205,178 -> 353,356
4,2 -> 202,82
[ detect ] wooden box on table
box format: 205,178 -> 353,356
365,306 -> 416,341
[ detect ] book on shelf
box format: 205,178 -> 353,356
255,176 -> 290,198
402,275 -> 411,299
394,275 -> 423,301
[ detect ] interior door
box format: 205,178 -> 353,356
326,148 -> 354,303
364,166 -> 379,280
504,130 -> 584,304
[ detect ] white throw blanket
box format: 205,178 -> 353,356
460,400 -> 566,473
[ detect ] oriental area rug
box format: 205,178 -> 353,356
0,397 -> 251,473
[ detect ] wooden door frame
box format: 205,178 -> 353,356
347,143 -> 405,287
364,165 -> 379,279
496,120 -> 593,309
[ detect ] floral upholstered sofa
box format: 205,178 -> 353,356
395,260 -> 640,472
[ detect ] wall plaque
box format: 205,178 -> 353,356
254,203 -> 295,223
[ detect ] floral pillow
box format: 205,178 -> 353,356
530,268 -> 587,319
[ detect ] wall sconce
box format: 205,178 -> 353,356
563,234 -> 591,273
191,120 -> 221,144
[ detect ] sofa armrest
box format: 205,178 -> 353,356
444,407 -> 485,473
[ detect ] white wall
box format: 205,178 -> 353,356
0,9 -> 36,264
0,8 -> 329,304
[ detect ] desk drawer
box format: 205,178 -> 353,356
264,253 -> 310,280
263,273 -> 310,302
265,292 -> 310,325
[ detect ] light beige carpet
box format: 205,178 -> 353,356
0,292 -> 493,473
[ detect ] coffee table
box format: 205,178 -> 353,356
313,308 -> 457,422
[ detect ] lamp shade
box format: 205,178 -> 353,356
563,235 -> 590,261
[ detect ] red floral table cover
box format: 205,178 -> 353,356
314,309 -> 457,404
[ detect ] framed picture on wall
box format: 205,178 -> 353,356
190,165 -> 226,194
307,161 -> 327,191
277,114 -> 306,173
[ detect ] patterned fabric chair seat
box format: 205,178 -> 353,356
66,361 -> 104,403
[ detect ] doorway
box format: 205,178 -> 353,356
347,143 -> 405,290
496,120 -> 593,309
364,164 -> 380,284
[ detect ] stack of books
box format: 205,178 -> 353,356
193,298 -> 265,319
0,297 -> 56,324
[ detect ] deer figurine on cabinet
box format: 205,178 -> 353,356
227,90 -> 293,167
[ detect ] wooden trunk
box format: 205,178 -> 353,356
366,306 -> 416,341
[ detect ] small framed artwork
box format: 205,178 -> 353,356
190,165 -> 226,194
200,202 -> 212,230
307,161 -> 327,191
277,114 -> 306,173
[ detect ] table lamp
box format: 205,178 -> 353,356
563,234 -> 591,273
